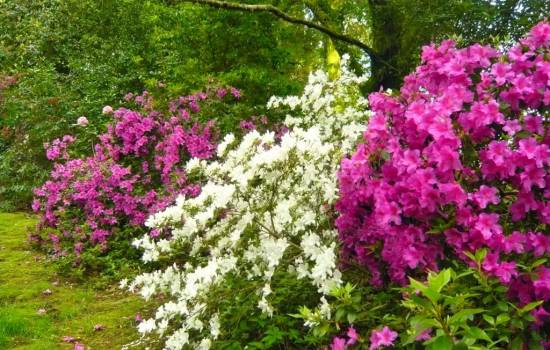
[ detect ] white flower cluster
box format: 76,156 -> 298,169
127,57 -> 370,349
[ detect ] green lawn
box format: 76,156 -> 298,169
0,213 -> 146,349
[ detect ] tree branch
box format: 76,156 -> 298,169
180,0 -> 398,72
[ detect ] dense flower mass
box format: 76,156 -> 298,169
336,21 -> 550,311
126,57 -> 370,349
32,89 -> 239,258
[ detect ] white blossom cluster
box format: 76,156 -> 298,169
126,56 -> 370,349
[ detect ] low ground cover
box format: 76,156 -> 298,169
0,213 -> 146,349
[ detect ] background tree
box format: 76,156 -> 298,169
178,0 -> 550,90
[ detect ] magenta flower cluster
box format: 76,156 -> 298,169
331,326 -> 398,350
336,21 -> 550,312
32,88 -> 240,257
44,135 -> 75,161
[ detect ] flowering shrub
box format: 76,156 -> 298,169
336,20 -> 550,336
125,57 -> 370,349
32,88 -> 240,274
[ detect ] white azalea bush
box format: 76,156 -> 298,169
125,57 -> 370,349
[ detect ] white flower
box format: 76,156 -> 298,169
126,59 -> 371,348
137,319 -> 156,334
210,314 -> 220,339
217,133 -> 236,157
119,278 -> 128,289
258,296 -> 274,317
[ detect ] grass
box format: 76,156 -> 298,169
0,212 -> 148,349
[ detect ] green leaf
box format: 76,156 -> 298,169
496,301 -> 509,312
531,258 -> 547,269
518,300 -> 543,314
475,248 -> 488,262
464,251 -> 477,263
404,317 -> 439,344
335,308 -> 346,321
408,294 -> 432,310
482,314 -> 495,326
427,268 -> 452,293
456,269 -> 475,280
464,327 -> 492,342
409,277 -> 441,304
528,339 -> 544,350
449,308 -> 485,325
495,314 -> 510,325
453,342 -> 469,350
409,277 -> 427,293
427,335 -> 454,350
346,312 -> 357,324
510,337 -> 523,350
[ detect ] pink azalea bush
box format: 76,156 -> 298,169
31,88 -> 240,269
337,21 -> 550,313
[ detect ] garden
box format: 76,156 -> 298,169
1,1 -> 549,349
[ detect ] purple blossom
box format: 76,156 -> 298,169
369,326 -> 398,350
336,22 -> 550,329
347,326 -> 359,345
32,87 -> 238,259
331,337 -> 347,350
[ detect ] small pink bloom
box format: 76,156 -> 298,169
62,336 -> 76,343
74,342 -> 85,350
76,116 -> 89,126
369,326 -> 398,350
230,87 -> 241,99
102,105 -> 114,114
472,185 -> 500,209
135,313 -> 142,322
332,336 -> 347,350
415,328 -> 432,341
347,326 -> 359,345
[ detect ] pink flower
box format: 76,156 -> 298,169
76,116 -> 89,126
135,312 -> 142,322
415,329 -> 432,341
532,306 -> 550,328
336,22 -> 550,317
332,337 -> 347,350
62,335 -> 76,343
472,185 -> 500,209
102,105 -> 114,115
503,120 -> 521,135
216,88 -> 227,98
230,87 -> 241,99
473,213 -> 501,240
347,326 -> 359,345
32,88 -> 225,261
74,342 -> 85,350
369,326 -> 398,350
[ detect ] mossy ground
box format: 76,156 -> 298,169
0,212 -> 146,349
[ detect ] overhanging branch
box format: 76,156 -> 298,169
180,0 -> 398,72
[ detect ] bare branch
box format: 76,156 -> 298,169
180,0 -> 398,72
